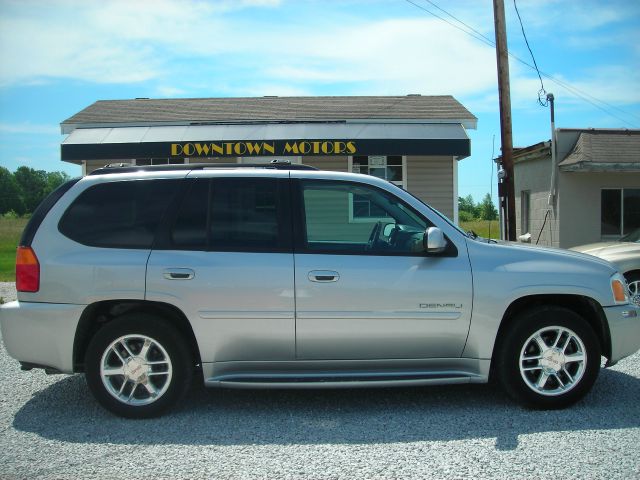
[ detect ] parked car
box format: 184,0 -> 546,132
571,229 -> 640,306
1,162 -> 639,418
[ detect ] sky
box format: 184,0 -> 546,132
0,0 -> 638,203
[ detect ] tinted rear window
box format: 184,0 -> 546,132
168,177 -> 291,252
59,179 -> 180,248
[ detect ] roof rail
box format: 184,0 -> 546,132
89,160 -> 317,176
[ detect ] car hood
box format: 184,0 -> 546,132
471,238 -> 618,272
571,241 -> 640,259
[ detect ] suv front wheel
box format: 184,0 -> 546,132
85,313 -> 193,418
496,306 -> 601,409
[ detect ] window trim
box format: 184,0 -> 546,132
520,190 -> 530,234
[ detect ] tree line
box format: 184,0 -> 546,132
459,193 -> 498,222
0,166 -> 70,216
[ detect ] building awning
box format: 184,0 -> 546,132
61,122 -> 471,163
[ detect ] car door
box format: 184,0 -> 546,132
293,178 -> 473,360
146,172 -> 295,364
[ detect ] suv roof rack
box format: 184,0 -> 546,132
89,160 -> 317,176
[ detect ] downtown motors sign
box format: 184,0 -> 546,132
170,140 -> 358,157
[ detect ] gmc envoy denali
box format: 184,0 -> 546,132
1,162 -> 639,418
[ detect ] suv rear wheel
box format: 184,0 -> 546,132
85,313 -> 193,418
496,306 -> 601,409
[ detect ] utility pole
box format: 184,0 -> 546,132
493,0 -> 516,241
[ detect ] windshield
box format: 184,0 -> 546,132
620,228 -> 640,242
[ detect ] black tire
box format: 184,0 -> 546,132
85,313 -> 193,418
495,306 -> 601,409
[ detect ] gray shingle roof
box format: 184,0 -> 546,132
61,95 -> 476,127
559,129 -> 640,169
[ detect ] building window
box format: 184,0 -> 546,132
238,156 -> 301,164
350,155 -> 405,186
521,190 -> 530,234
349,155 -> 406,220
601,188 -> 640,236
135,158 -> 185,165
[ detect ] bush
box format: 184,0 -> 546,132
458,210 -> 474,222
2,210 -> 19,220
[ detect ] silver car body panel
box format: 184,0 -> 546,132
294,253 -> 472,360
146,250 -> 295,363
605,304 -> 640,363
0,301 -> 83,373
462,240 -> 619,359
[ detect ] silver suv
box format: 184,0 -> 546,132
2,163 -> 639,418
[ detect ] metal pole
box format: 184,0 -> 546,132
493,0 -> 517,241
547,93 -> 556,207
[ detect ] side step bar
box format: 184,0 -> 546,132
205,371 -> 480,389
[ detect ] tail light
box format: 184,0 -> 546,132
16,246 -> 40,292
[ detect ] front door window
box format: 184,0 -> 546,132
300,180 -> 427,255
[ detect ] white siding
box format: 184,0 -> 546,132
406,156 -> 454,219
302,156 -> 348,172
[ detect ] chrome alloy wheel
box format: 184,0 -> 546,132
519,326 -> 587,397
100,334 -> 173,406
627,280 -> 640,307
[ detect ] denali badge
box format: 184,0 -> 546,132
420,303 -> 463,309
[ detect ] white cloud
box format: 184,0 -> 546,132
155,85 -> 188,97
0,122 -> 60,135
0,0 -> 280,85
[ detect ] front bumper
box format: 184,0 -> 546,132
604,304 -> 640,365
0,301 -> 85,373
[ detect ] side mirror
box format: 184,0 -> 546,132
423,227 -> 447,254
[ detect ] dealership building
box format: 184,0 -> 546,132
61,95 -> 476,221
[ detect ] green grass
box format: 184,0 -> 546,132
0,217 -> 27,282
459,219 -> 500,240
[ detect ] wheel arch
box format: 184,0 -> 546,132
623,269 -> 640,280
73,300 -> 201,372
492,294 -> 611,371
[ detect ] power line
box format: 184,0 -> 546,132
513,0 -> 547,107
403,0 -> 640,128
403,0 -> 495,48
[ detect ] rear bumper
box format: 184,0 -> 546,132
604,304 -> 640,365
0,301 -> 84,373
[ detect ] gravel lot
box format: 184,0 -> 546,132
1,281 -> 639,479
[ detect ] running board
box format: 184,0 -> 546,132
205,371 -> 479,389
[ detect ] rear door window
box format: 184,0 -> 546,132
168,177 -> 291,252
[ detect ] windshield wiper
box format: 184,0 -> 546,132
466,230 -> 478,239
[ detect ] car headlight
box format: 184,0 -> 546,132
611,273 -> 629,305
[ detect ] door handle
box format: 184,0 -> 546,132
163,268 -> 195,280
308,270 -> 340,283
